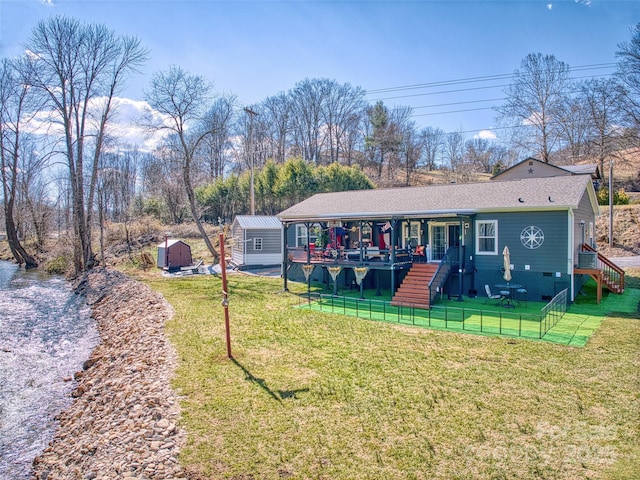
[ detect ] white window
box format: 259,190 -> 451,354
404,221 -> 421,248
254,238 -> 263,251
476,220 -> 498,255
296,224 -> 318,247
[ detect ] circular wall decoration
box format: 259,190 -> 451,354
520,225 -> 544,249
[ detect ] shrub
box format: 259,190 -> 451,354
44,255 -> 70,275
597,186 -> 631,205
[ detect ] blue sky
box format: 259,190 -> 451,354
1,0 -> 639,139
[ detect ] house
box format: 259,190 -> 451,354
157,239 -> 193,270
230,215 -> 283,269
492,157 -> 602,185
277,174 -> 624,307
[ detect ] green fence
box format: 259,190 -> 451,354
297,288 -> 569,341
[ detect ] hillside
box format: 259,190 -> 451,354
596,205 -> 640,257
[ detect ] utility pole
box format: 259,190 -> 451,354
244,107 -> 258,216
609,157 -> 614,247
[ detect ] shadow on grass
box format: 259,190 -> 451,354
231,358 -> 309,402
231,357 -> 282,403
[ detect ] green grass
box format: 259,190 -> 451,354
295,277 -> 640,347
136,269 -> 640,480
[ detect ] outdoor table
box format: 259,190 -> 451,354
494,283 -> 522,308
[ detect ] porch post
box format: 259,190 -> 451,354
282,223 -> 289,292
458,216 -> 464,301
390,219 -> 398,295
358,221 -> 364,262
305,222 -> 311,264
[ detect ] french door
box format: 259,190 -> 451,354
429,223 -> 460,261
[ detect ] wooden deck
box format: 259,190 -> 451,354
574,244 -> 625,304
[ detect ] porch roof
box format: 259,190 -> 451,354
277,175 -> 594,223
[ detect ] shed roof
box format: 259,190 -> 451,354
233,215 -> 283,229
277,175 -> 596,222
156,239 -> 189,248
561,164 -> 602,178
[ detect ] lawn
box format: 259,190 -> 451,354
136,268 -> 640,480
293,276 -> 640,348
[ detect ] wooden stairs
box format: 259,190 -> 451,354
390,263 -> 439,309
574,243 -> 625,304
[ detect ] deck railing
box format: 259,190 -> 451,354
288,245 -> 413,267
428,246 -> 458,303
580,243 -> 625,293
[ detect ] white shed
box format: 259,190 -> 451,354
230,215 -> 283,268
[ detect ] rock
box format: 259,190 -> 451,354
29,268 -> 186,480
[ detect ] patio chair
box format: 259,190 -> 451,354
515,286 -> 528,306
484,284 -> 503,305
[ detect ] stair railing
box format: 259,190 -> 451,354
581,243 -> 625,293
428,247 -> 459,304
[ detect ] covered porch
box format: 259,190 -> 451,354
282,215 -> 474,307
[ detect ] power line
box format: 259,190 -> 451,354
368,72 -> 615,103
365,62 -> 616,96
362,64 -> 619,135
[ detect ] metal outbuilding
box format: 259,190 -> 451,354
230,215 -> 283,268
157,239 -> 193,270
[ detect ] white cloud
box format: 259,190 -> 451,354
475,130 -> 497,140
105,97 -> 171,152
40,0 -> 55,6
547,3 -> 553,10
22,96 -> 169,153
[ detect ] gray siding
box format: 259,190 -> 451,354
473,211 -> 570,302
572,189 -> 598,295
474,211 -> 568,273
245,228 -> 281,254
574,189 -> 597,251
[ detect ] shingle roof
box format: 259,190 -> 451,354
233,215 -> 283,229
561,164 -> 601,178
277,175 -> 594,222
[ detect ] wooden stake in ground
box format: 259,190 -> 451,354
219,233 -> 232,359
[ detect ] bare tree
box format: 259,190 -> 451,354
319,79 -> 367,164
388,106 -> 418,184
581,78 -> 624,176
140,148 -> 187,223
145,65 -> 219,261
555,87 -> 591,164
259,92 -> 291,164
616,22 -> 640,130
18,141 -> 52,250
200,95 -> 237,180
0,58 -> 39,267
464,137 -> 493,173
420,126 -> 445,171
289,78 -> 325,163
497,53 -> 570,163
444,129 -> 465,173
25,16 -> 148,273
